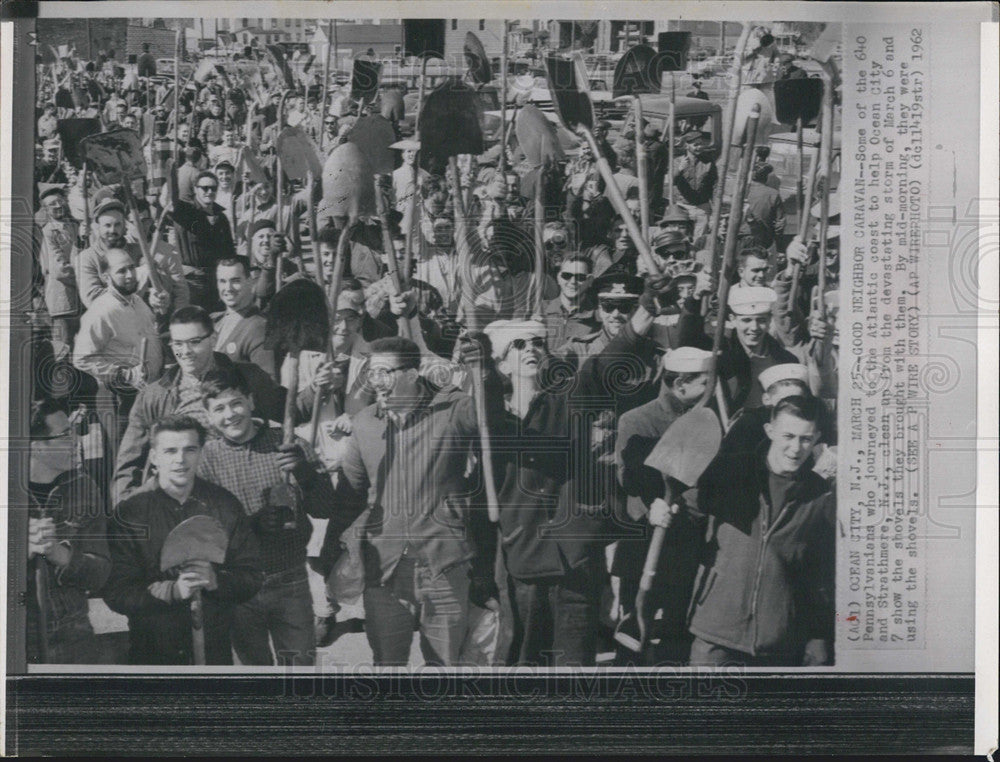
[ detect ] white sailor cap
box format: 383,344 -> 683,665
758,362 -> 809,391
483,319 -> 547,360
662,346 -> 713,373
728,286 -> 777,315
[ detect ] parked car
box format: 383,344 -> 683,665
763,128 -> 842,235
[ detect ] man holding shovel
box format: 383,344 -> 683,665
104,415 -> 263,665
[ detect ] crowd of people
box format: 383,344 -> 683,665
26,28 -> 840,670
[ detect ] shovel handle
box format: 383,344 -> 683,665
639,525 -> 667,594
190,588 -> 206,666
468,357 -> 500,523
308,223 -> 350,448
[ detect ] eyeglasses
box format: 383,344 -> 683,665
196,185 -> 218,193
169,334 -> 212,350
509,336 -> 546,352
559,272 -> 589,282
599,299 -> 635,314
367,364 -> 409,382
545,237 -> 567,249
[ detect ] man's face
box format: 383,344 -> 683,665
497,333 -> 546,381
672,372 -> 710,404
116,104 -> 128,121
96,211 -> 125,246
612,223 -> 631,253
216,166 -> 234,189
194,175 -> 218,207
558,261 -> 590,301
122,115 -> 138,131
655,245 -> 690,273
254,184 -> 273,205
318,243 -> 336,282
42,193 -> 68,221
252,228 -> 274,261
765,411 -> 820,476
150,429 -> 202,492
402,148 -> 416,166
211,104 -> 222,118
169,321 -> 215,377
204,389 -> 254,443
331,307 -> 362,351
732,312 -> 770,351
367,352 -> 413,400
432,220 -> 454,247
739,255 -> 769,286
42,145 -> 59,164
217,263 -> 252,311
583,178 -> 601,202
178,124 -> 190,143
598,297 -> 634,337
222,129 -> 236,147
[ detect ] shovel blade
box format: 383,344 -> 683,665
277,126 -> 324,182
464,32 -> 492,85
544,54 -> 593,132
419,82 -> 484,165
348,115 -> 398,175
774,77 -> 824,126
56,118 -> 102,169
515,104 -> 565,168
643,406 -> 723,488
80,128 -> 147,185
160,515 -> 229,572
320,141 -> 376,221
613,44 -> 661,97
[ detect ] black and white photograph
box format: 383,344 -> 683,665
1,2 -> 995,756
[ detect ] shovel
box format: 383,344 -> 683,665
702,25 -> 754,316
277,125 -> 325,285
160,515 -> 230,666
544,54 -> 661,278
420,83 -> 500,524
464,32 -> 493,87
613,43 -> 662,243
655,33 -> 692,206
773,77 -> 824,232
627,105 -> 762,661
79,128 -> 168,295
516,104 -> 565,321
309,140 -> 376,446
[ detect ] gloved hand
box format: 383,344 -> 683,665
638,273 -> 674,316
648,497 -> 680,529
456,332 -> 487,368
148,288 -> 170,315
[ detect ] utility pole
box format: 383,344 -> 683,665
719,21 -> 726,56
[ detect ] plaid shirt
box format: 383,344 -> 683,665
197,422 -> 334,575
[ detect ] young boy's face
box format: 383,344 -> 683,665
204,389 -> 254,443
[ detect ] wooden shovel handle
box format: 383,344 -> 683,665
190,588 -> 206,666
468,357 -> 500,523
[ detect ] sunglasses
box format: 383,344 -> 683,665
599,299 -> 635,314
559,272 -> 589,282
509,336 -> 546,352
196,185 -> 218,192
